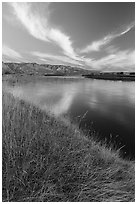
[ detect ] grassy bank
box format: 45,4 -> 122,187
2,92 -> 135,202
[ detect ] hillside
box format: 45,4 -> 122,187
2,62 -> 15,75
2,62 -> 93,76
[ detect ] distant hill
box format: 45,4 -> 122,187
2,62 -> 93,76
2,62 -> 15,74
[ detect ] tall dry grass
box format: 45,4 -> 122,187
2,92 -> 135,202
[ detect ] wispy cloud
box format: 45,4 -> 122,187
85,49 -> 135,71
9,3 -> 49,41
105,45 -> 120,54
48,28 -> 77,59
81,35 -> 112,53
4,3 -> 135,71
2,44 -> 22,60
32,51 -> 83,67
31,48 -> 135,71
80,22 -> 135,53
8,2 -> 78,59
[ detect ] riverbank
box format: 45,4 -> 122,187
2,91 -> 135,202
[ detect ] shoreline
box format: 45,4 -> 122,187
3,73 -> 135,82
2,74 -> 135,82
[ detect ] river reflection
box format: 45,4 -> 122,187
5,77 -> 135,159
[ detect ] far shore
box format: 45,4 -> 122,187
2,73 -> 135,83
82,74 -> 135,81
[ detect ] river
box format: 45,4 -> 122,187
4,77 -> 135,159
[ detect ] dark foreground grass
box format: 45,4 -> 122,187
2,92 -> 135,202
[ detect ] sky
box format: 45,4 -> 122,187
2,2 -> 135,71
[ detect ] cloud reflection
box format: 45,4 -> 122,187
4,78 -> 134,129
5,80 -> 81,116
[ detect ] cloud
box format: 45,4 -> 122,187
32,51 -> 83,66
105,45 -> 120,54
2,44 -> 22,60
8,2 -> 78,59
4,3 -> 135,71
120,21 -> 135,35
9,3 -> 49,41
48,28 -> 77,59
85,49 -> 135,71
80,22 -> 135,53
81,35 -> 112,53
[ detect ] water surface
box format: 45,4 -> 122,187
5,77 -> 135,159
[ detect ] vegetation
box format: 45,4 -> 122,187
2,62 -> 135,81
2,62 -> 91,76
83,72 -> 135,81
3,92 -> 135,202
